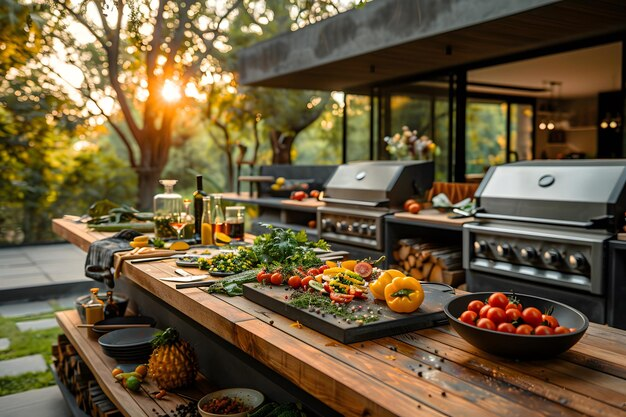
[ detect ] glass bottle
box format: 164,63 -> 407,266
192,175 -> 208,242
200,196 -> 213,245
153,179 -> 182,239
210,194 -> 225,240
103,290 -> 120,319
84,288 -> 104,325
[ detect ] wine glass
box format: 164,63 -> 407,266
169,212 -> 188,241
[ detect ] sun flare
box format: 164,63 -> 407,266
161,80 -> 182,103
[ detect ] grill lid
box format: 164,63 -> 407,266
323,161 -> 434,209
475,160 -> 626,230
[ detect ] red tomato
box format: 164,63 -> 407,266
521,307 -> 543,327
256,270 -> 266,283
318,265 -> 329,272
287,275 -> 302,289
569,327 -> 578,333
306,268 -> 320,277
534,325 -> 554,335
486,307 -> 507,324
505,308 -> 522,322
554,326 -> 571,334
542,314 -> 559,329
257,272 -> 271,284
467,300 -> 485,314
476,318 -> 496,331
505,301 -> 523,311
515,324 -> 534,335
459,310 -> 478,325
323,282 -> 331,293
497,322 -> 516,334
479,304 -> 492,319
270,272 -> 283,285
301,276 -> 313,290
488,292 -> 509,309
329,292 -> 354,304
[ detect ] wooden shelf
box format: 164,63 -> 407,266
55,310 -> 214,417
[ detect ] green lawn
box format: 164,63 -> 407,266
0,310 -> 63,396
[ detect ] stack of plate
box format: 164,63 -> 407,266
98,327 -> 161,363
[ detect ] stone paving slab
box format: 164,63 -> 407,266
0,301 -> 54,318
0,266 -> 43,278
0,337 -> 10,351
16,318 -> 59,332
0,385 -> 70,417
0,354 -> 47,377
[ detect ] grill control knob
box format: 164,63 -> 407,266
496,243 -> 512,257
368,224 -> 377,236
473,240 -> 488,254
337,221 -> 348,232
352,222 -> 361,233
321,218 -> 333,232
567,252 -> 587,269
360,224 -> 369,235
520,247 -> 537,261
543,249 -> 561,265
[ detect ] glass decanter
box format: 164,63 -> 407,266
153,179 -> 182,239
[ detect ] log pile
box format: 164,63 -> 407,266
391,238 -> 465,287
54,334 -> 122,417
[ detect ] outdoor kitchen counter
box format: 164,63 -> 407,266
53,218 -> 626,417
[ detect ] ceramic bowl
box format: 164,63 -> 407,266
444,292 -> 589,359
197,388 -> 264,417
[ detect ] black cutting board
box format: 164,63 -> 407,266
242,282 -> 455,344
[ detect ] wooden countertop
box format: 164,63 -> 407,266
53,218 -> 626,417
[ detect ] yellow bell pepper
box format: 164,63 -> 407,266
369,269 -> 405,300
384,276 -> 425,313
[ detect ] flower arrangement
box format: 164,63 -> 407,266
384,126 -> 436,160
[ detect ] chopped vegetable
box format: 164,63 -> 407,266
384,276 -> 425,313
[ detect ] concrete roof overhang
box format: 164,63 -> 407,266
238,0 -> 626,93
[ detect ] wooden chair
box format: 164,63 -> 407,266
235,143 -> 274,196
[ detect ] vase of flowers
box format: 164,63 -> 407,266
384,126 -> 436,160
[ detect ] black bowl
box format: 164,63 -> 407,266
444,292 -> 589,359
75,293 -> 129,323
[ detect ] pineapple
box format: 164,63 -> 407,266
148,328 -> 198,390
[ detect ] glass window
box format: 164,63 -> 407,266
346,94 -> 371,162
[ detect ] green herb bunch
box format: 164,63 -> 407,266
252,225 -> 329,272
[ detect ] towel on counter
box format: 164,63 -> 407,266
85,229 -> 143,288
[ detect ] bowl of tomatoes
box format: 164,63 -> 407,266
444,292 -> 589,359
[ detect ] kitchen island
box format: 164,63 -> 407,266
52,218 -> 626,417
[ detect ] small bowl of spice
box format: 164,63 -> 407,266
198,388 -> 264,417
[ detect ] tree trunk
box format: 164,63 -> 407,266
270,130 -> 295,164
136,167 -> 163,211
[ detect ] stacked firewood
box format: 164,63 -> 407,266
391,238 -> 465,287
54,334 -> 122,417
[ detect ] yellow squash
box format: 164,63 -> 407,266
384,276 -> 425,313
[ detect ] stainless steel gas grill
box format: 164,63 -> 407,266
318,161 -> 434,252
463,160 -> 626,326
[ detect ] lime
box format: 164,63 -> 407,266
125,375 -> 141,392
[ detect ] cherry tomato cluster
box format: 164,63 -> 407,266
256,264 -> 329,289
458,292 -> 575,335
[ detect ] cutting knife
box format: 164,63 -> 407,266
159,269 -> 210,282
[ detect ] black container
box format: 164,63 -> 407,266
444,292 -> 589,359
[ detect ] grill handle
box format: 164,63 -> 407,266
475,212 -> 597,228
319,197 -> 389,207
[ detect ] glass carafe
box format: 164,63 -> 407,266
153,179 -> 182,239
